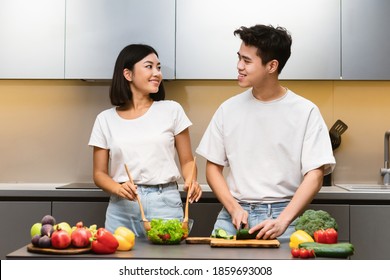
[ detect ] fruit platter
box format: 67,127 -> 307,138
28,214 -> 135,254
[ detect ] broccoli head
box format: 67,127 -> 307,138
294,209 -> 338,237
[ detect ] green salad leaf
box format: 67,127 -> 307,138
147,218 -> 187,244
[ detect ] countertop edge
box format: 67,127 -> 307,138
1,184 -> 390,201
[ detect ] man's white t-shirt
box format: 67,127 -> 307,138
196,89 -> 336,203
89,100 -> 192,185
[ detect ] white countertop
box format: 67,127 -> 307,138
0,183 -> 389,195
0,182 -> 341,192
0,183 -> 65,190
0,182 -> 213,191
1,182 -> 390,201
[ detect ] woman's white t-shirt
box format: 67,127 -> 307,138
196,89 -> 336,203
89,100 -> 192,185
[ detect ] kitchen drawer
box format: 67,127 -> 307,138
306,204 -> 350,242
52,201 -> 108,228
0,201 -> 51,260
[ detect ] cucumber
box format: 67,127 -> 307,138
236,229 -> 260,240
216,229 -> 228,238
211,229 -> 234,239
299,242 -> 354,258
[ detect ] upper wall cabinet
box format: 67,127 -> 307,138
0,0 -> 65,79
65,0 -> 175,80
176,0 -> 341,80
342,0 -> 390,80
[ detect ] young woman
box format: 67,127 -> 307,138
89,44 -> 201,236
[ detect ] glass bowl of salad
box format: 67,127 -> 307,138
142,218 -> 194,245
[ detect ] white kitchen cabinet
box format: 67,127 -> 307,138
176,0 -> 340,80
0,0 -> 65,78
65,0 -> 175,80
341,0 -> 390,80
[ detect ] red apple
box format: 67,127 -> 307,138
71,221 -> 92,248
51,227 -> 71,249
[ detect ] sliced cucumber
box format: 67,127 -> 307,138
215,229 -> 228,238
211,228 -> 234,240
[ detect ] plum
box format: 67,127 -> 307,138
41,224 -> 54,237
38,235 -> 51,248
41,215 -> 56,226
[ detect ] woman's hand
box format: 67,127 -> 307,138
116,181 -> 138,201
184,180 -> 202,203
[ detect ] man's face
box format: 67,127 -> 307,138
236,42 -> 268,88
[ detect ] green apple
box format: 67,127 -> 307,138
54,222 -> 72,235
30,222 -> 42,238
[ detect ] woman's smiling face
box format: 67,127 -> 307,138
127,53 -> 162,95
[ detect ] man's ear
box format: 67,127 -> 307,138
123,68 -> 132,82
267,60 -> 279,74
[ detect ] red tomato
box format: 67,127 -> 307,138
314,228 -> 338,244
325,228 -> 338,243
299,248 -> 310,258
308,249 -> 315,258
291,248 -> 300,258
314,229 -> 327,243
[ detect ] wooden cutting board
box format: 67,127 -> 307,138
186,237 -> 280,248
27,243 -> 91,255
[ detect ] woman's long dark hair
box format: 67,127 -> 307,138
109,44 -> 165,106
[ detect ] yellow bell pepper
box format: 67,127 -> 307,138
289,230 -> 314,248
113,226 -> 135,251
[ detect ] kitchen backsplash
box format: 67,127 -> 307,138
1,79 -> 390,185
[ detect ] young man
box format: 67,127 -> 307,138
196,24 -> 335,241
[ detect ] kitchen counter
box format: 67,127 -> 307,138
1,183 -> 390,202
1,183 -> 389,260
6,238 -> 342,260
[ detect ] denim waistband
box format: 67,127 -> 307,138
137,182 -> 178,194
239,201 -> 289,209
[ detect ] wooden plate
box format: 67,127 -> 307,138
27,243 -> 91,255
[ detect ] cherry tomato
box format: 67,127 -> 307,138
308,249 -> 315,258
291,248 -> 300,258
158,233 -> 171,241
299,248 -> 310,258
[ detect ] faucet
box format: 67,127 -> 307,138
380,130 -> 390,185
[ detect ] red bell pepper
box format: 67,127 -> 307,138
314,228 -> 338,244
90,228 -> 119,254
